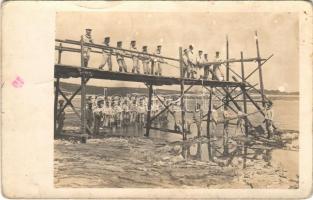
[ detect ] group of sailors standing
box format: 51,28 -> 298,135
81,28 -> 224,79
82,28 -> 163,76
84,94 -> 169,135
182,45 -> 224,80
56,93 -> 274,145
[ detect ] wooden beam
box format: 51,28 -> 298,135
55,64 -> 244,87
80,36 -> 87,139
179,47 -> 187,141
241,51 -> 249,136
148,126 -> 182,135
255,31 -> 266,107
57,43 -> 62,64
244,54 -> 273,81
206,88 -> 213,160
57,88 -> 81,119
54,78 -> 60,136
225,36 -> 230,110
145,84 -> 153,137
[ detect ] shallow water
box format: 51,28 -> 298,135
60,98 -> 299,181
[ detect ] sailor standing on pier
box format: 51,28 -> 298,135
154,45 -> 163,76
203,53 -> 210,79
196,50 -> 205,79
182,49 -> 190,78
130,40 -> 140,74
116,41 -> 128,72
81,28 -> 94,67
212,51 -> 224,81
99,37 -> 112,71
141,46 -> 151,74
187,45 -> 196,79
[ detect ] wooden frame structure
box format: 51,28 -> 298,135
54,31 -> 273,160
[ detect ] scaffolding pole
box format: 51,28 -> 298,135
54,77 -> 60,136
255,31 -> 266,107
206,88 -> 213,160
240,51 -> 249,136
145,84 -> 153,137
225,35 -> 230,109
179,47 -> 187,140
80,36 -> 87,143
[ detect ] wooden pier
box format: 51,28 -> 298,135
54,31 -> 273,160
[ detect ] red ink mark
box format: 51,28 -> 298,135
11,76 -> 24,88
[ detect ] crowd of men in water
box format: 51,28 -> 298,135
81,28 -> 225,80
56,92 -> 275,144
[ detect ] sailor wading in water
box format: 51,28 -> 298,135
86,101 -> 94,134
264,101 -> 274,138
192,103 -> 203,137
93,97 -> 104,135
122,100 -> 130,125
113,101 -> 123,128
235,110 -> 246,135
99,37 -> 112,71
81,28 -> 93,67
137,98 -> 146,125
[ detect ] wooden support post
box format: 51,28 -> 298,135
243,142 -> 247,169
179,47 -> 187,140
145,84 -> 153,137
206,88 -> 213,160
240,52 -> 249,136
80,36 -> 87,142
255,31 -> 266,107
225,35 -> 230,109
57,43 -> 62,64
54,77 -> 60,136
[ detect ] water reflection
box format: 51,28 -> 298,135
179,138 -> 273,169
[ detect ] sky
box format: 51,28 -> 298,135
56,12 -> 299,92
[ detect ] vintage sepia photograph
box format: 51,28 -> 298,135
53,11 -> 300,189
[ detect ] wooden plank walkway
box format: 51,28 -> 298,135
55,64 -> 245,87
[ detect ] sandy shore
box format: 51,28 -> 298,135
54,131 -> 298,188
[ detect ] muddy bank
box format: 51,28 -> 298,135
54,131 -> 298,188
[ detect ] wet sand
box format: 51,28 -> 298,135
54,131 -> 299,188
